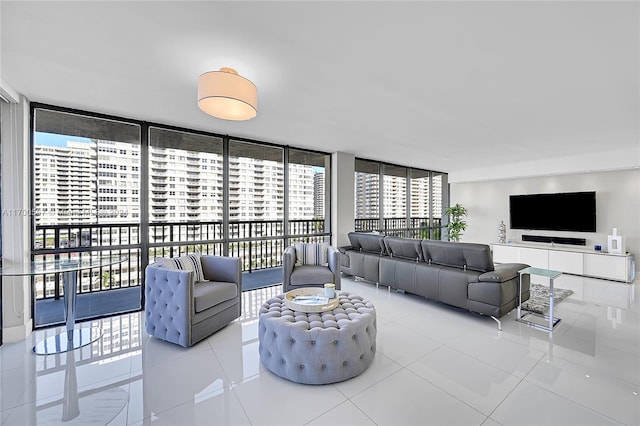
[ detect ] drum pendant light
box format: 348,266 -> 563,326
197,67 -> 257,120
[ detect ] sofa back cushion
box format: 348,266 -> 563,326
421,241 -> 494,272
383,237 -> 423,261
347,232 -> 386,255
157,252 -> 206,282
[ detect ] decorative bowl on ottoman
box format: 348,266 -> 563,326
258,291 -> 376,384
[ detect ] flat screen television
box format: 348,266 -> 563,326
509,191 -> 596,232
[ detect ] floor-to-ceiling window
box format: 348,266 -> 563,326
354,159 -> 380,232
382,164 -> 407,235
32,107 -> 142,327
287,148 -> 331,245
354,158 -> 447,239
30,104 -> 332,327
148,127 -> 224,259
228,140 -> 284,271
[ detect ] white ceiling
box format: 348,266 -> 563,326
2,1 -> 638,182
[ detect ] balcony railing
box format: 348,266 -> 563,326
354,217 -> 443,240
33,218 -> 329,301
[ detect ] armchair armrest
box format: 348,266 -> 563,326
282,246 -> 297,290
145,264 -> 193,347
327,245 -> 342,290
201,255 -> 241,285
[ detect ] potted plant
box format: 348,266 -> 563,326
445,203 -> 468,242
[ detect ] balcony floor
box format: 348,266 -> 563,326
34,267 -> 283,327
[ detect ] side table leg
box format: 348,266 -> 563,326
548,276 -> 555,332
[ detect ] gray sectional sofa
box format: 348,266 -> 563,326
340,232 -> 530,329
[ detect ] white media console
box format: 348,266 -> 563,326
492,242 -> 635,283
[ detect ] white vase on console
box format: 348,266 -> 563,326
607,228 -> 625,255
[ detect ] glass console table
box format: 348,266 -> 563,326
0,256 -> 125,355
517,266 -> 563,332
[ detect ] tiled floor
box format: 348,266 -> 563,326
1,274 -> 638,425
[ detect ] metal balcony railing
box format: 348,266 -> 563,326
354,217 -> 443,240
33,218 -> 329,301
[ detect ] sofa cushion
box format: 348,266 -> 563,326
294,242 -> 329,265
158,253 -> 206,282
193,281 -> 238,313
347,232 -> 386,254
383,237 -> 422,261
421,241 -> 494,272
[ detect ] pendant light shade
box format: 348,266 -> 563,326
198,67 -> 257,121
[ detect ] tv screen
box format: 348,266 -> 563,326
509,191 -> 596,232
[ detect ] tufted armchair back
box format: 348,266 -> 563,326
145,255 -> 241,347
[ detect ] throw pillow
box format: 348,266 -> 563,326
294,242 -> 329,266
158,253 -> 205,282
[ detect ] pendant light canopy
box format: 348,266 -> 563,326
197,67 -> 257,121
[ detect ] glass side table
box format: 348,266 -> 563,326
0,255 -> 125,354
517,266 -> 563,332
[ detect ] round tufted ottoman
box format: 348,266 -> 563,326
258,291 -> 376,385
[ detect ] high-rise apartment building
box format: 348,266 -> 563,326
35,140 -> 319,227
313,172 -> 325,218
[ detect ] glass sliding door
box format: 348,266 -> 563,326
32,107 -> 142,327
410,169 -> 433,239
148,127 -> 224,259
287,149 -> 330,244
354,159 -> 380,232
354,157 -> 447,238
228,140 -> 284,271
382,164 -> 407,236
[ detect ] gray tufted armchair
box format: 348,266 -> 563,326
282,244 -> 341,293
145,255 -> 241,347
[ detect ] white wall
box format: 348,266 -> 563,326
450,169 -> 640,269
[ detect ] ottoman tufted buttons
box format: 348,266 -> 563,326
258,292 -> 377,385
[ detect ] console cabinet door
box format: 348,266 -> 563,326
519,248 -> 549,269
549,250 -> 583,275
492,245 -> 519,263
584,254 -> 628,281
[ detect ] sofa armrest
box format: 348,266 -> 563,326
478,263 -> 529,283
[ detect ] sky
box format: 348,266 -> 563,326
35,132 -> 91,147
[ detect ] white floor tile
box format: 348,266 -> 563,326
491,381 -> 621,425
350,368 -> 486,425
333,352 -> 403,399
231,373 -> 346,425
132,387 -> 251,426
525,354 -> 640,425
407,346 -> 523,415
0,275 -> 637,426
375,321 -> 442,366
305,400 -> 376,426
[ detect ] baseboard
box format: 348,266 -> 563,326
3,320 -> 33,343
